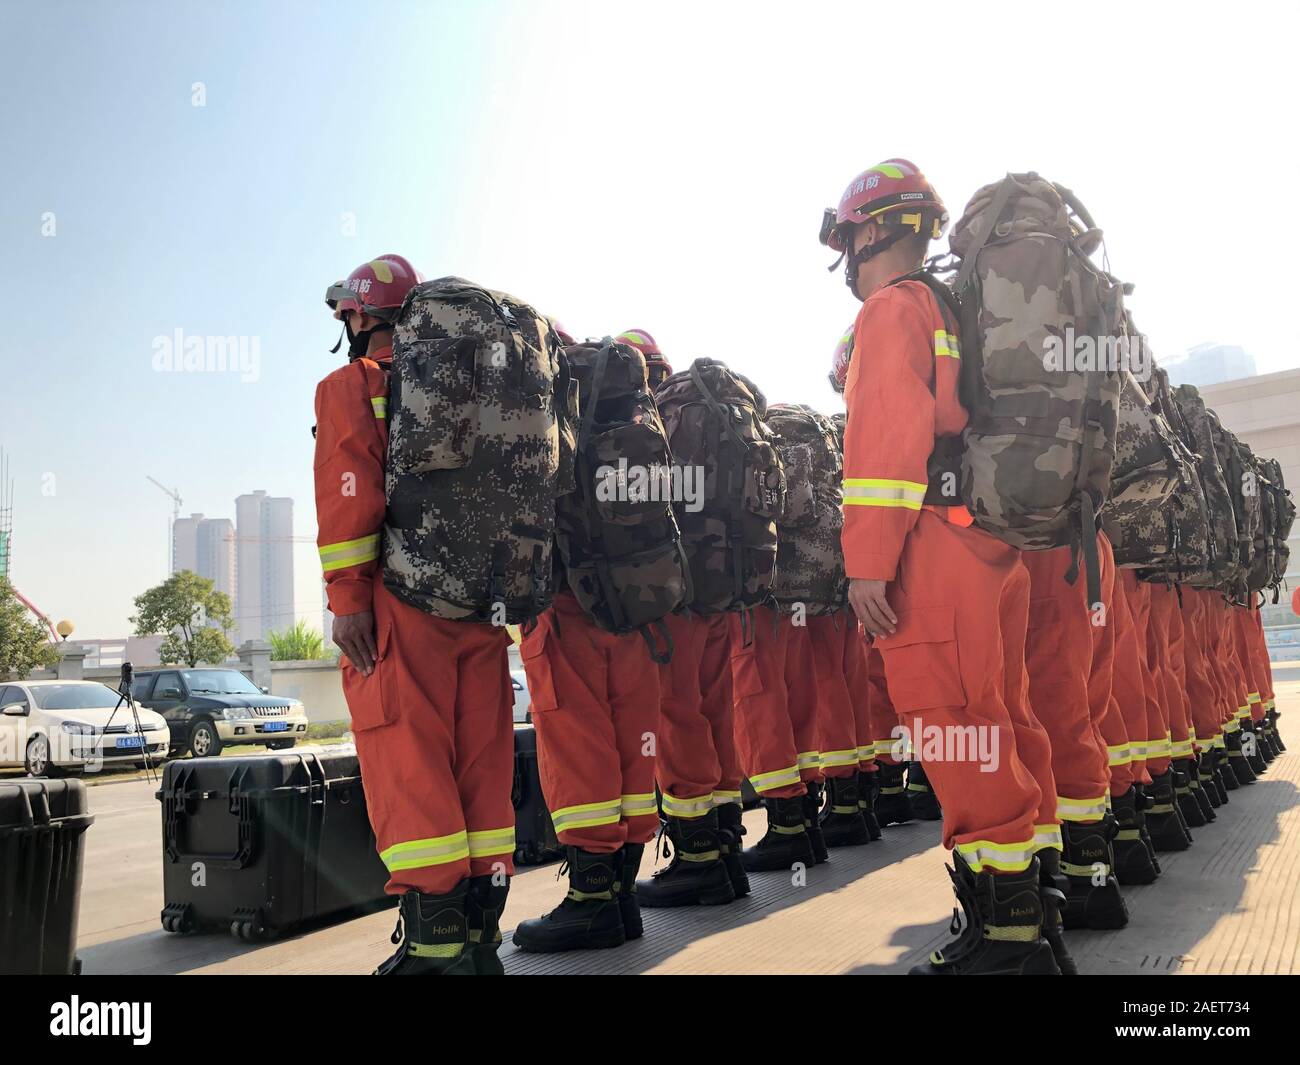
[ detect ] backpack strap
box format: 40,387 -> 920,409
954,173 -> 1018,293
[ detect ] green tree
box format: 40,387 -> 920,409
0,578 -> 60,680
131,570 -> 235,667
268,619 -> 328,661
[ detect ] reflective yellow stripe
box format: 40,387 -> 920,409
1033,824 -> 1063,852
820,747 -> 859,769
1247,692 -> 1261,704
842,477 -> 926,510
1056,795 -> 1108,823
662,792 -> 713,819
1235,706 -> 1251,720
933,330 -> 960,360
1170,738 -> 1195,758
409,941 -> 464,958
856,744 -> 877,762
1107,742 -> 1132,766
1146,732 -> 1172,758
956,837 -> 1038,874
749,764 -> 802,793
620,793 -> 659,819
381,831 -> 470,872
466,826 -> 515,858
1223,719 -> 1240,734
711,790 -> 742,806
319,533 -> 381,572
550,798 -> 622,833
371,396 -> 387,419
797,750 -> 822,770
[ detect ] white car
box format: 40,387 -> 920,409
0,680 -> 171,776
511,669 -> 532,723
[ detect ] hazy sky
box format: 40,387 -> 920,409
3,0 -> 1298,637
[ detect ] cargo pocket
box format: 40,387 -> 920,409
392,337 -> 480,472
519,625 -> 559,713
343,620 -> 398,732
876,606 -> 966,711
730,642 -> 764,700
743,440 -> 785,519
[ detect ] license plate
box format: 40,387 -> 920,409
262,721 -> 288,732
116,736 -> 144,749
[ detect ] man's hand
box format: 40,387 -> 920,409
849,578 -> 897,638
333,610 -> 378,676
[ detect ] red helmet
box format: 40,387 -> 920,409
820,159 -> 948,252
829,325 -> 855,394
325,254 -> 423,322
616,328 -> 673,378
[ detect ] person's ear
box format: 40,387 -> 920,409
853,220 -> 880,253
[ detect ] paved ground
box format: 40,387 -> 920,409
75,679 -> 1300,975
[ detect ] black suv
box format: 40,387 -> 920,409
132,668 -> 310,758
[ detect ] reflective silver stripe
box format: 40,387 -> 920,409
550,799 -> 622,833
467,827 -> 515,857
620,793 -> 659,819
1056,795 -> 1109,823
662,792 -> 713,819
381,831 -> 470,872
842,478 -> 926,510
933,330 -> 960,360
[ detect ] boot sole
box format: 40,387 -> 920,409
637,883 -> 736,909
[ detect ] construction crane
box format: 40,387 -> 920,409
146,476 -> 182,574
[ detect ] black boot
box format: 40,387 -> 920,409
874,761 -> 914,827
1060,818 -> 1129,930
715,803 -> 751,898
1242,722 -> 1269,776
513,847 -> 626,953
465,875 -> 509,974
637,812 -> 736,908
821,775 -> 871,847
1172,760 -> 1207,828
1145,770 -> 1192,852
906,762 -> 943,821
1216,745 -> 1240,792
1269,709 -> 1286,752
375,884 -> 477,975
617,843 -> 645,939
804,782 -> 829,864
1225,728 -> 1258,785
1111,786 -> 1160,885
1182,756 -> 1216,822
1195,755 -> 1221,812
1259,726 -> 1278,762
858,770 -> 883,840
741,795 -> 816,872
1133,786 -> 1164,874
1037,849 -> 1078,975
909,856 -> 1060,976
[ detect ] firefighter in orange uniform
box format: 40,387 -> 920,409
822,160 -> 1065,975
316,255 -> 517,975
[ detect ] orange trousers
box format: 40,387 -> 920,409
520,593 -> 660,852
1248,606 -> 1276,712
1149,584 -> 1194,762
342,574 -> 516,896
1022,540 -> 1112,824
655,611 -> 742,819
1123,577 -> 1172,775
1182,590 -> 1224,751
1110,571 -> 1151,785
865,640 -> 905,764
839,610 -> 878,772
1233,607 -> 1265,724
873,512 -> 1057,871
807,613 -> 860,780
731,606 -> 818,798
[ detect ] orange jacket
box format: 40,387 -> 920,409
840,277 -> 965,582
313,348 -> 391,616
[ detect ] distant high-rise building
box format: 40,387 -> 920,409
195,517 -> 236,601
172,513 -> 204,574
235,490 -> 295,645
1165,343 -> 1257,389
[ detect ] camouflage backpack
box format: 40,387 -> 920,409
1245,449 -> 1276,595
1099,360 -> 1195,569
1219,426 -> 1261,588
767,404 -> 846,616
1132,365 -> 1212,578
655,358 -> 785,618
555,339 -> 690,661
1264,456 -> 1295,595
948,173 -> 1124,602
1171,383 -> 1238,590
383,276 -> 576,623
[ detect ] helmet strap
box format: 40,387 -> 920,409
844,226 -> 912,299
